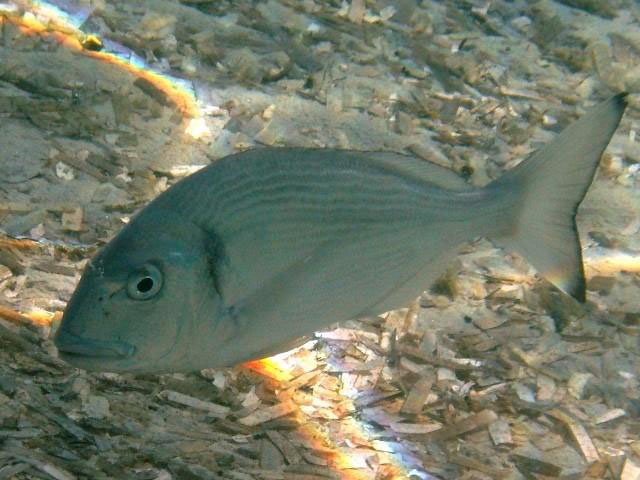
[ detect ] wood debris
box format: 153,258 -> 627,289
547,409 -> 601,464
448,453 -> 510,478
238,401 -> 297,427
511,453 -> 562,477
400,376 -> 433,415
428,409 -> 498,441
4,442 -> 77,480
621,457 -> 640,480
594,408 -> 627,425
488,418 -> 513,447
265,430 -> 303,465
157,390 -> 230,417
389,421 -> 442,435
0,0 -> 639,478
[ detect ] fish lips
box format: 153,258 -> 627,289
55,328 -> 136,367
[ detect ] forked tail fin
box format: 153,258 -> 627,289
488,94 -> 627,301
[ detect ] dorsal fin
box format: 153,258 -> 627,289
365,151 -> 472,191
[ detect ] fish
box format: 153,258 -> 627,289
54,93 -> 627,373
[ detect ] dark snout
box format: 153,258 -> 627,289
54,328 -> 136,359
54,275 -> 136,368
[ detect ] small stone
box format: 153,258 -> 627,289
587,276 -> 616,295
0,265 -> 11,282
472,313 -> 507,330
511,16 -> 531,31
568,373 -> 594,400
4,210 -> 47,236
588,231 -> 617,248
83,395 -> 110,419
29,223 -> 45,239
537,375 -> 556,402
347,0 -> 365,24
137,13 -> 177,41
91,183 -> 129,207
55,161 -> 75,180
71,377 -> 90,399
513,382 -> 536,403
262,104 -> 276,120
489,418 -> 513,446
105,133 -> 119,145
212,371 -> 226,391
380,5 -> 396,21
437,368 -> 457,382
601,154 -> 625,176
61,208 -> 83,232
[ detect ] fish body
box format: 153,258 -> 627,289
55,94 -> 627,373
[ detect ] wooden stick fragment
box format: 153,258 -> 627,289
157,390 -> 230,418
0,463 -> 31,477
593,408 -> 626,425
547,409 -> 600,464
389,422 -> 442,434
7,444 -> 76,480
238,402 -> 297,427
620,457 -> 640,480
449,453 -> 511,477
354,389 -> 402,408
0,322 -> 36,351
488,418 -> 513,446
401,376 -> 433,415
401,345 -> 482,372
283,370 -> 321,391
265,430 -> 303,465
428,409 -> 498,441
27,404 -> 88,442
511,453 -> 562,477
259,438 -> 285,470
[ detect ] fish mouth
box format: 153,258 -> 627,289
55,329 -> 136,361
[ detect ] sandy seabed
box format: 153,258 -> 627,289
0,1 -> 639,479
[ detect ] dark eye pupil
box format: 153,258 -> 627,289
137,277 -> 154,293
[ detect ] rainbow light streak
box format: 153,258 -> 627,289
584,247 -> 640,276
30,0 -> 90,30
246,347 -> 436,479
537,248 -> 640,293
1,0 -> 202,122
85,36 -> 201,119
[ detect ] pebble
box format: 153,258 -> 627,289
83,395 -> 111,419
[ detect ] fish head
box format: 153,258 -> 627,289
55,210 -> 230,373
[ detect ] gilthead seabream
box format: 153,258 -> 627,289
55,94 -> 627,373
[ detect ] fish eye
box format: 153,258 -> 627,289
127,264 -> 162,300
